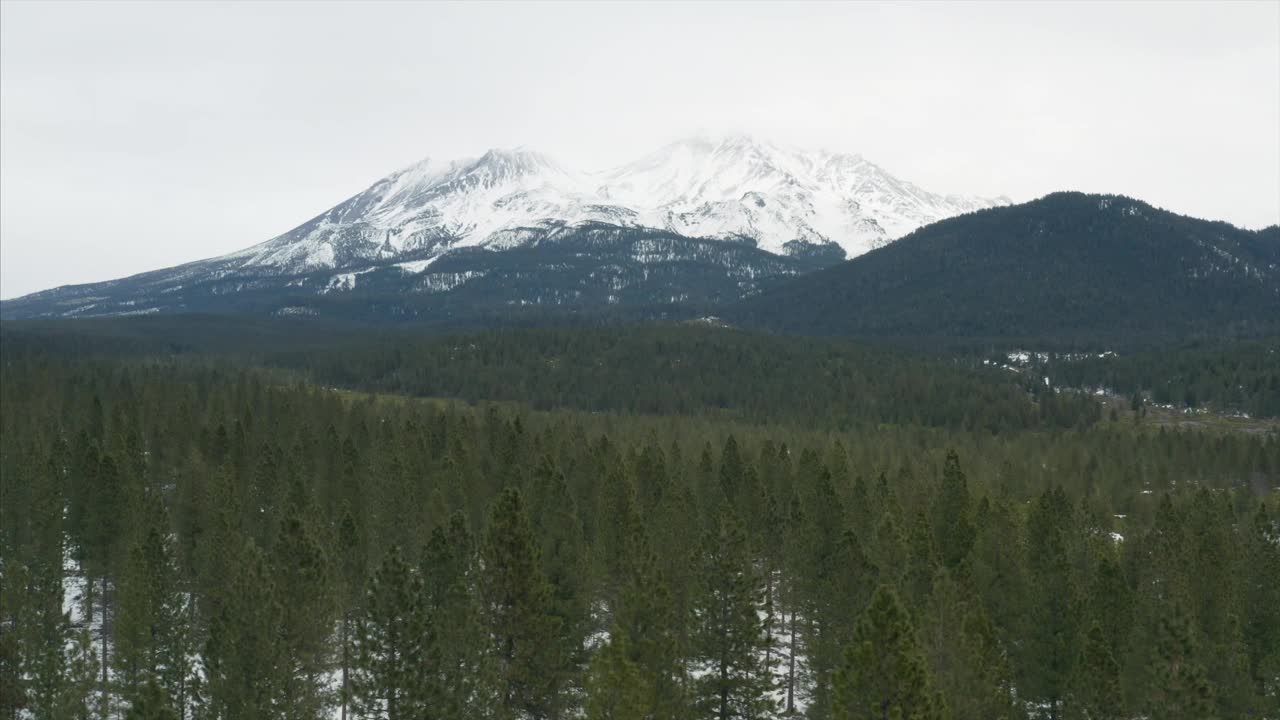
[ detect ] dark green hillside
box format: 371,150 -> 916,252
735,193 -> 1280,344
272,323 -> 1101,431
0,319 -> 1099,432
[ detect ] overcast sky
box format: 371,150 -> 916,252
2,1 -> 1278,299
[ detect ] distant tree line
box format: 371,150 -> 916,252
1037,338 -> 1280,418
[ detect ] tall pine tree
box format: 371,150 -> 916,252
481,487 -> 568,720
421,513 -> 499,717
352,544 -> 436,720
833,585 -> 943,720
689,508 -> 775,720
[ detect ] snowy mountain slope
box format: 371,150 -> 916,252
597,135 -> 1007,256
1,135 -> 1007,321
226,148 -> 613,272
217,135 -> 1007,276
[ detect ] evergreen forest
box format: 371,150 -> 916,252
1,321 -> 1278,720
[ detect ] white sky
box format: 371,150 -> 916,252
2,0 -> 1278,299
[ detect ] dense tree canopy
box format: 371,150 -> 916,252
1,322 -> 1277,719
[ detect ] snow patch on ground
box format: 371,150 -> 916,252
394,256 -> 442,274
275,305 -> 318,316
324,267 -> 378,293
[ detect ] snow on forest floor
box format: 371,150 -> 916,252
763,603 -> 812,717
60,546 -> 116,719
52,541 -> 820,720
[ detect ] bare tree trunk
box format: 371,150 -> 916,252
178,591 -> 194,720
100,575 -> 109,720
341,612 -> 351,720
786,606 -> 797,715
764,567 -> 774,671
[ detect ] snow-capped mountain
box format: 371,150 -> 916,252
596,135 -> 1006,255
1,135 -> 1007,321
232,147 -> 607,272
225,134 -> 1007,275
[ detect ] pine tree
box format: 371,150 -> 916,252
846,473 -> 872,541
930,451 -> 975,571
919,568 -> 1013,720
3,453 -> 62,719
335,502 -> 364,720
596,459 -> 641,593
793,466 -> 849,715
1241,502 -> 1280,714
1181,491 -> 1252,717
602,524 -> 688,720
689,508 -> 775,720
583,634 -> 650,720
1147,603 -> 1215,720
695,443 -> 720,516
8,454 -> 99,720
869,512 -> 907,592
1086,551 -> 1131,664
958,605 -> 1016,720
1075,622 -> 1122,720
203,537 -> 286,719
902,511 -> 938,613
272,505 -> 337,719
0,604 -> 21,719
83,450 -> 133,719
125,680 -> 178,720
970,495 -> 1028,655
421,514 -> 499,717
1022,485 -> 1079,720
651,465 -> 699,655
352,544 -> 435,720
778,492 -> 812,717
808,530 -> 878,718
718,436 -> 746,511
20,552 -> 75,719
480,487 -> 567,720
113,494 -> 191,715
527,457 -> 592,693
60,627 -> 100,720
833,585 -> 943,720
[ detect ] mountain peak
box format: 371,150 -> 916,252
471,146 -> 563,176
1,134 -> 1013,318
669,131 -> 781,156
242,136 -> 1012,266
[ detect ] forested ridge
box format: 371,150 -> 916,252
1,324 -> 1278,719
264,325 -> 1104,432
6,309 -> 1276,421
734,192 -> 1280,344
0,321 -> 1104,432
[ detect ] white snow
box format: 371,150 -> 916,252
216,134 -> 1009,274
596,134 -> 1006,256
275,305 -> 318,316
394,256 -> 441,274
323,267 -> 378,293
